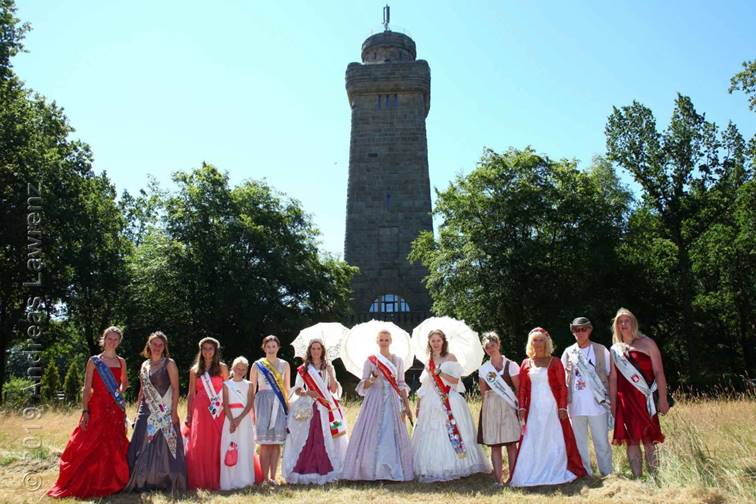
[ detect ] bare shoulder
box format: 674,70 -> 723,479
637,335 -> 660,353
445,352 -> 458,362
166,358 -> 178,370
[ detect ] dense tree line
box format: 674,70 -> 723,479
411,95 -> 754,387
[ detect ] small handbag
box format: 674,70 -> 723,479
292,396 -> 314,422
224,441 -> 238,467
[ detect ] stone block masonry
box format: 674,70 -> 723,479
344,30 -> 433,326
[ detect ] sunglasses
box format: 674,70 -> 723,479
572,326 -> 591,333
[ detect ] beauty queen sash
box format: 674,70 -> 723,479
428,358 -> 466,458
92,355 -> 125,411
256,358 -> 289,429
478,360 -> 518,411
611,344 -> 658,417
297,364 -> 346,438
200,372 -> 223,419
140,361 -> 178,458
367,354 -> 402,398
568,346 -> 613,428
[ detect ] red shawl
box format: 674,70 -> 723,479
510,357 -> 586,481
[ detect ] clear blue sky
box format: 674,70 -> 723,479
13,1 -> 756,256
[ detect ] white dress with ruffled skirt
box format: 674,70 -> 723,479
411,360 -> 492,482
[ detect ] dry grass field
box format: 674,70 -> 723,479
0,395 -> 753,504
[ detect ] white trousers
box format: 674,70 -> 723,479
570,413 -> 613,476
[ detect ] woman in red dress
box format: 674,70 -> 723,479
47,326 -> 130,498
184,337 -> 228,490
609,308 -> 669,477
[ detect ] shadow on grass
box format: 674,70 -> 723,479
282,473 -> 607,497
31,474 -> 617,503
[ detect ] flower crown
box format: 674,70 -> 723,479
528,327 -> 550,338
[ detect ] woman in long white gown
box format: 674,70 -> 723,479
509,328 -> 585,487
282,339 -> 349,484
412,329 -> 491,482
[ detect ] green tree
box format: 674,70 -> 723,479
729,59 -> 756,112
0,0 -> 28,80
606,94 -> 751,383
64,173 -> 131,356
410,148 -> 631,355
690,179 -> 756,378
121,164 -> 356,381
1,376 -> 35,409
62,360 -> 83,404
0,1 -> 130,400
38,360 -> 60,403
119,177 -> 165,247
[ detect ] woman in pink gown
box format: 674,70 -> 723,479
184,337 -> 228,490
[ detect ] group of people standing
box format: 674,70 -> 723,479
47,307 -> 668,498
477,308 -> 668,487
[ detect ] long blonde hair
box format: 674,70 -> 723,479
612,307 -> 642,344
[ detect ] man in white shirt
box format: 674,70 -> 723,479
560,316 -> 613,476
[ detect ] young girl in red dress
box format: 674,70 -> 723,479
184,337 -> 228,490
47,326 -> 130,498
609,308 -> 670,477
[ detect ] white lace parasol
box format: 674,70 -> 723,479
291,322 -> 349,363
340,320 -> 414,378
411,316 -> 484,377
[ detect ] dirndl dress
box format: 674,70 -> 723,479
253,358 -> 288,444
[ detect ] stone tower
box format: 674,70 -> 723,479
344,26 -> 433,328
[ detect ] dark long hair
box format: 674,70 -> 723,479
303,339 -> 328,371
191,337 -> 222,376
